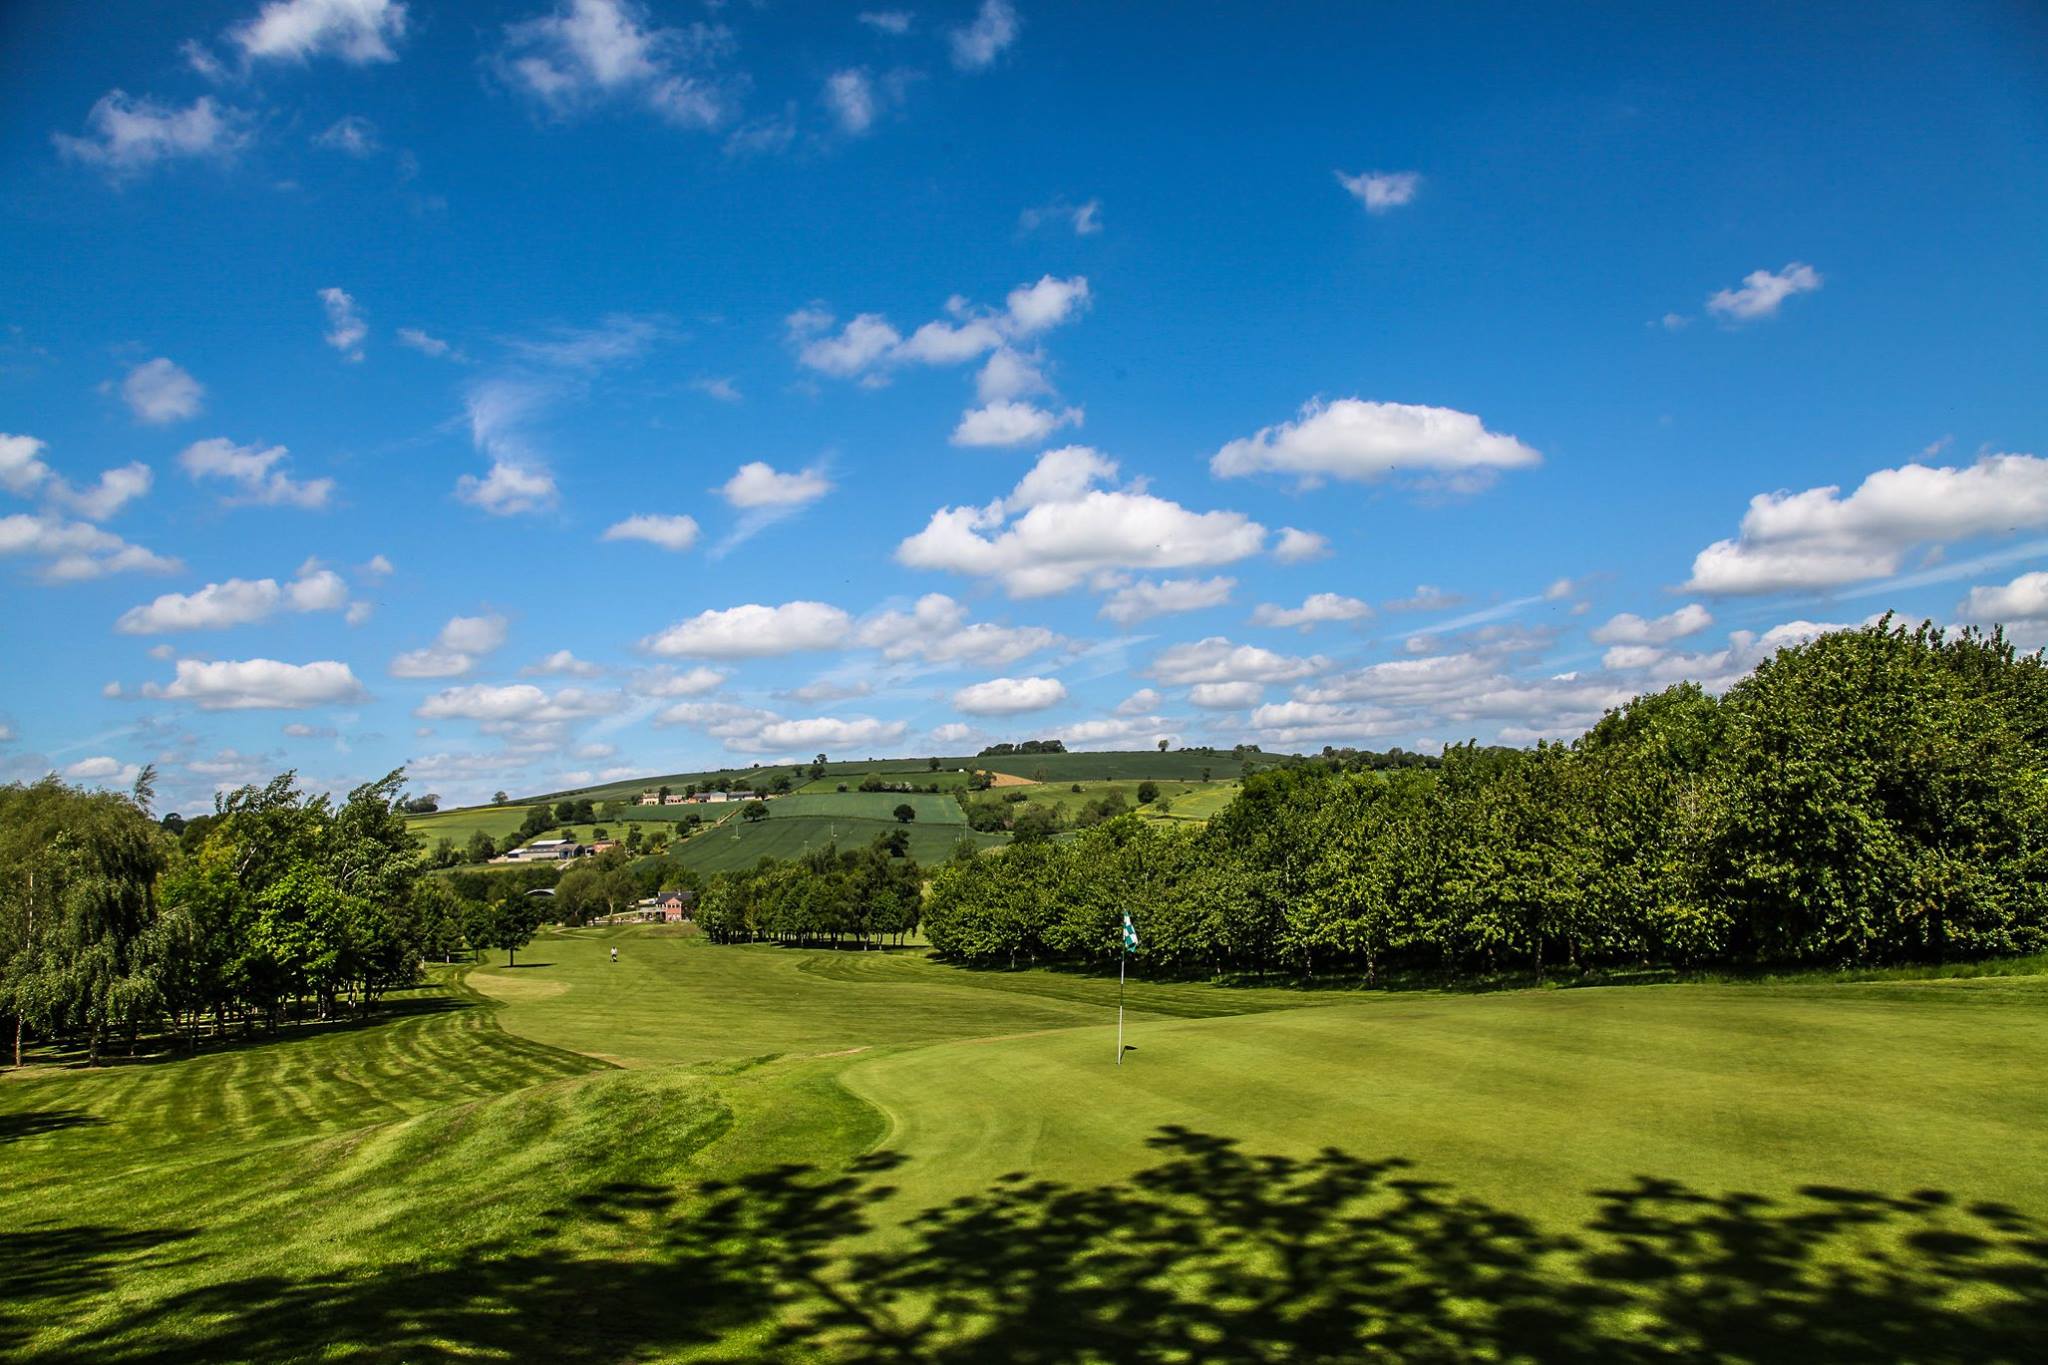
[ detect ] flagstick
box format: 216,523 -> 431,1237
1116,952 -> 1125,1065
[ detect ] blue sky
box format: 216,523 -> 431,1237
3,0 -> 2046,811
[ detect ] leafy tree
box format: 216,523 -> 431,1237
742,801 -> 769,823
492,791 -> 508,806
894,803 -> 917,824
465,830 -> 497,863
1137,781 -> 1160,805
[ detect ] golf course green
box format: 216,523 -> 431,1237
5,927 -> 2044,1361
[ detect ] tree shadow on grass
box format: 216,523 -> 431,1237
0,1109 -> 107,1144
16,1133 -> 2048,1363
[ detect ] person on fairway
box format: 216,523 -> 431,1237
610,946 -> 618,965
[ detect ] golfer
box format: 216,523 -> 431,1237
610,947 -> 618,964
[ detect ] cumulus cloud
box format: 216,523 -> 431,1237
721,461 -> 832,509
316,115 -> 380,156
897,446 -> 1266,597
602,513 -> 700,551
1100,577 -> 1235,628
1189,681 -> 1263,709
117,564 -> 352,634
230,0 -> 409,64
1960,571 -> 2048,635
951,400 -> 1082,447
47,464 -> 152,521
1335,169 -> 1420,214
0,513 -> 179,583
497,0 -> 733,128
416,682 -> 619,725
656,698 -> 906,755
790,276 -> 1087,384
1590,603 -> 1712,645
145,657 -> 367,710
949,0 -> 1018,69
390,613 -> 509,678
458,460 -> 557,516
1115,688 -> 1162,716
318,287 -> 367,361
1151,637 -> 1327,687
54,93 -> 248,178
1684,452 -> 2048,595
121,358 -> 204,424
953,675 -> 1065,715
525,649 -> 603,677
1250,592 -> 1373,631
1212,398 -> 1540,490
1706,262 -> 1823,323
643,601 -> 851,658
1272,527 -> 1330,564
855,593 -> 1064,668
631,664 -> 728,697
179,437 -> 334,508
859,11 -> 913,35
64,755 -> 142,787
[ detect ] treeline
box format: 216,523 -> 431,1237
924,621 -> 2048,978
695,835 -> 926,947
0,771 -> 552,1066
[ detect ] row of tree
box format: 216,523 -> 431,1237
695,835 -> 927,947
0,770 -> 547,1065
920,622 -> 2048,979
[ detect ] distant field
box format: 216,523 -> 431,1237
969,749 -> 1268,781
1017,778 -> 1237,822
767,792 -> 964,825
669,815 -> 1002,872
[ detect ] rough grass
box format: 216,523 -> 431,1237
7,930 -> 2045,1361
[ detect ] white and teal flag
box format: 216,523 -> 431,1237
1122,911 -> 1139,953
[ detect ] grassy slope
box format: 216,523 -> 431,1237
9,929 -> 2046,1360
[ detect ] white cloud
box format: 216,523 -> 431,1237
1115,688 -> 1161,716
859,11 -> 913,35
0,513 -> 179,583
230,0 -> 409,63
1335,169 -> 1420,214
0,434 -> 52,496
632,664 -> 728,697
1100,576 -> 1234,627
526,649 -> 604,677
391,613 -> 508,678
1245,699 -> 1405,746
898,446 -> 1266,597
950,0 -> 1018,70
721,461 -> 831,509
1213,398 -> 1540,489
64,755 -> 141,786
1151,637 -> 1326,687
643,601 -> 851,657
54,93 -> 248,178
363,554 -> 394,576
498,0 -> 732,128
1250,592 -> 1373,631
753,716 -> 906,752
1385,584 -> 1465,612
1961,571 -> 2048,625
898,317 -> 1006,366
976,348 -> 1048,402
145,658 -> 367,710
1019,197 -> 1102,236
505,314 -> 664,370
416,682 -> 618,725
1684,452 -> 2048,595
953,675 -> 1066,715
951,400 -> 1081,447
1590,603 -> 1712,645
319,286 -> 367,361
692,376 -> 741,402
855,593 -> 1063,668
1706,262 -> 1822,323
457,460 -> 557,517
929,721 -> 973,744
1600,644 -> 1668,671
116,564 -> 351,634
790,310 -> 903,376
1272,527 -> 1330,564
48,463 -> 152,521
179,437 -> 334,508
1005,275 -> 1090,334
121,359 -> 204,424
396,327 -> 452,356
316,115 -> 380,156
1189,681 -> 1262,709
345,601 -> 374,626
602,513 -> 700,551
1294,653 -> 1495,705
824,68 -> 879,135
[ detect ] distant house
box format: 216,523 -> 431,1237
588,839 -> 620,855
656,889 -> 695,923
663,793 -> 690,805
504,837 -> 580,862
636,791 -> 663,806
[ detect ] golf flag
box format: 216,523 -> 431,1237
1122,910 -> 1139,953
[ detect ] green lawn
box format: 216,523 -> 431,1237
6,930 -> 2044,1360
665,815 -> 1002,873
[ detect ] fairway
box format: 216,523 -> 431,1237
6,931 -> 2045,1360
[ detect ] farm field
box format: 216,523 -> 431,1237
7,929 -> 2045,1360
667,815 -> 1001,873
1018,777 -> 1238,822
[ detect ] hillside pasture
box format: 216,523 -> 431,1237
666,815 -> 1002,873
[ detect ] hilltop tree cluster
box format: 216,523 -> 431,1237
923,622 -> 2048,979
